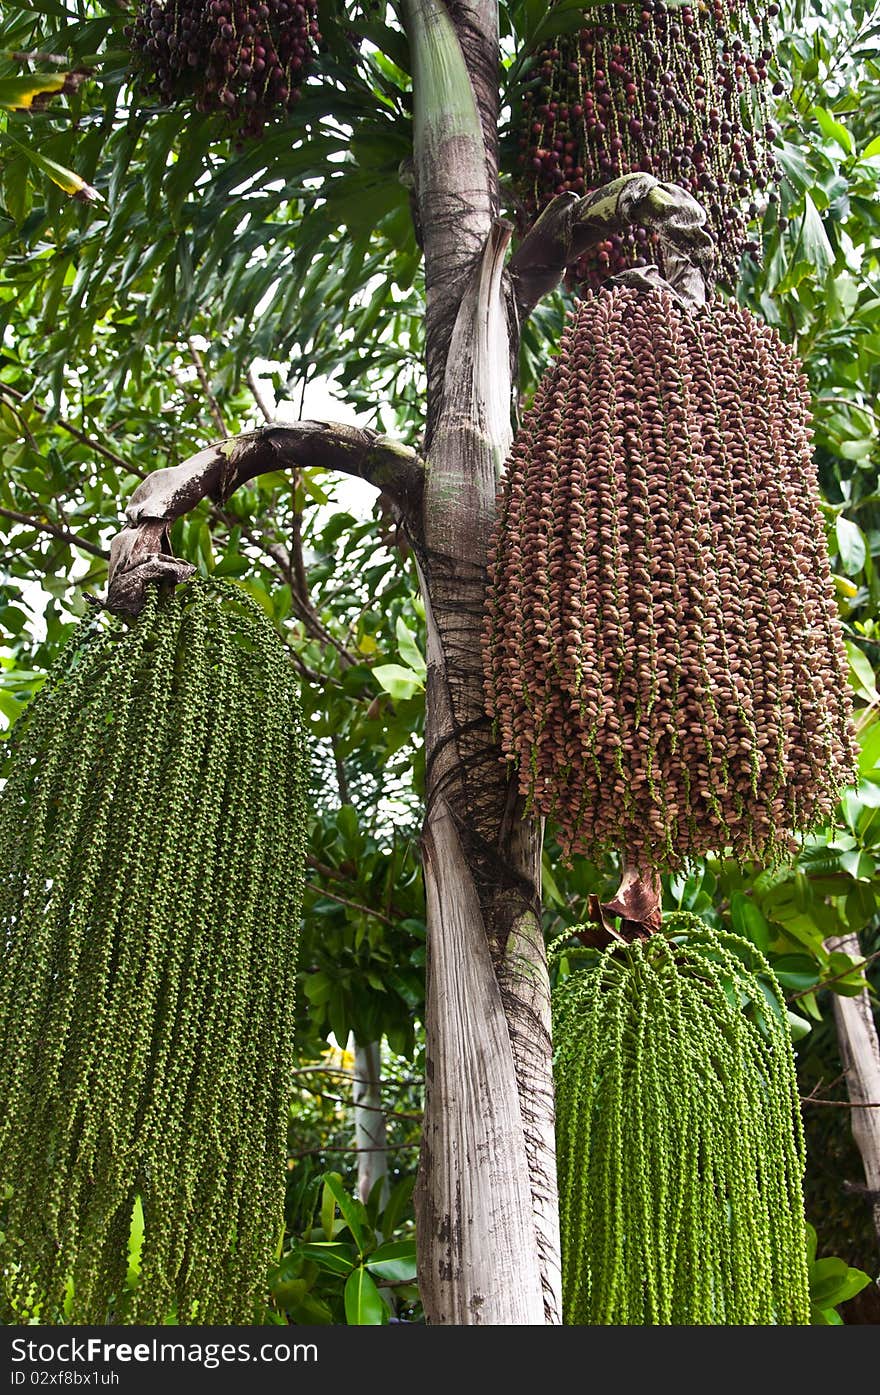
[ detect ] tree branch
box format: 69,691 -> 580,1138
0,384 -> 146,479
508,174 -> 715,320
246,365 -> 275,424
0,505 -> 109,560
105,423 -> 425,615
187,338 -> 227,437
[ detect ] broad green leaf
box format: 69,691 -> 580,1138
343,1266 -> 387,1325
381,1176 -> 415,1239
299,1242 -> 358,1277
729,891 -> 771,951
769,954 -> 819,992
395,617 -> 426,677
372,663 -> 424,700
845,640 -> 878,703
1,131 -> 102,203
858,720 -> 880,774
799,193 -> 834,278
812,106 -> 855,155
835,515 -> 867,575
366,1239 -> 418,1284
0,75 -> 67,110
320,1176 -> 338,1243
541,851 -> 565,908
322,1172 -> 369,1256
786,1009 -> 812,1040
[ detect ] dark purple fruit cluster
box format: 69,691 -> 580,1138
517,1 -> 780,286
127,0 -> 320,139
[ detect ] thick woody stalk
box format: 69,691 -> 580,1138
405,0 -> 560,1325
826,933 -> 880,1251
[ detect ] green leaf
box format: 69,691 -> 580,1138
812,106 -> 855,155
343,1266 -> 387,1325
770,954 -> 819,992
729,892 -> 771,951
541,851 -> 565,908
786,1009 -> 813,1041
858,720 -> 880,774
0,75 -> 68,110
811,1304 -> 843,1325
366,1239 -> 418,1284
320,1175 -> 338,1243
381,1176 -> 415,1239
799,192 -> 834,279
836,515 -> 867,575
372,663 -> 424,701
336,804 -> 361,854
299,1242 -> 358,1277
395,617 -> 426,677
810,1256 -> 870,1307
321,1173 -> 369,1256
862,134 -> 880,159
1,131 -> 102,204
845,640 -> 878,703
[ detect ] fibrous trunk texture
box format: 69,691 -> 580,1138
553,913 -> 811,1324
827,933 -> 880,1251
406,0 -> 561,1324
0,580 -> 307,1324
484,285 -> 856,870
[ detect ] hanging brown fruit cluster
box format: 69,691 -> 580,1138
127,0 -> 320,139
516,1 -> 780,285
483,285 -> 856,872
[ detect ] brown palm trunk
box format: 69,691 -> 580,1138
404,0 -> 561,1323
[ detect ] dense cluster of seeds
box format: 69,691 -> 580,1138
0,580 -> 308,1324
552,913 -> 811,1323
127,0 -> 320,138
516,2 -> 780,285
484,286 -> 856,871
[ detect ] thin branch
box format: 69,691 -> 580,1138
247,366 -> 275,424
293,1083 -> 422,1122
332,734 -> 352,805
800,1097 -> 880,1108
0,505 -> 109,560
289,1143 -> 419,1160
187,338 -> 227,437
291,1066 -> 421,1088
287,647 -> 324,684
788,947 -> 880,1001
305,881 -> 397,928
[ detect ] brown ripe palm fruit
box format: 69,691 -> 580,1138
516,2 -> 779,286
483,285 -> 857,872
127,0 -> 321,140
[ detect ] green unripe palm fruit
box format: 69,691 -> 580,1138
552,912 -> 811,1324
0,578 -> 308,1324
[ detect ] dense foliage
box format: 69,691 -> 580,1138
0,579 -> 307,1323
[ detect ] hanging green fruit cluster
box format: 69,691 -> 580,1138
127,0 -> 321,139
483,285 -> 856,871
516,1 -> 780,285
552,912 -> 811,1324
0,579 -> 308,1324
